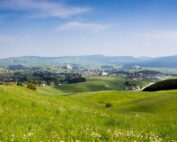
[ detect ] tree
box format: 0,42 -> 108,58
27,83 -> 36,91
124,81 -> 130,86
17,82 -> 23,86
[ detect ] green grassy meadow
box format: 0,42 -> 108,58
48,77 -> 151,94
0,83 -> 177,142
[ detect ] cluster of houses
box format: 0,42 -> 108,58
0,81 -> 62,87
81,71 -> 99,77
81,71 -> 108,77
130,72 -> 170,80
125,86 -> 141,91
0,81 -> 17,86
80,70 -> 170,80
0,68 -> 88,87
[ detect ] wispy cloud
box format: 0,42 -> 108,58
57,21 -> 109,32
0,0 -> 89,18
0,35 -> 31,43
137,30 -> 177,39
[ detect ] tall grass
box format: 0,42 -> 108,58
0,86 -> 176,141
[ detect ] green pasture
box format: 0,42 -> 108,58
0,85 -> 176,141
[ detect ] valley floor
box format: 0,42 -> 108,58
0,85 -> 177,141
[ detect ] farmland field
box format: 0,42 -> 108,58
0,84 -> 177,142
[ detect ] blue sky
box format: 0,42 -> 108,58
0,0 -> 177,58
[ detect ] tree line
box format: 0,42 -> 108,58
143,79 -> 177,91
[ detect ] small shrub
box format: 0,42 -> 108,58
105,102 -> 112,108
17,82 -> 23,86
27,83 -> 36,91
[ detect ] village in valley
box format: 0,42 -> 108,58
1,0 -> 177,141
0,63 -> 173,91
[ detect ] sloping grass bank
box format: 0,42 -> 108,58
0,86 -> 176,141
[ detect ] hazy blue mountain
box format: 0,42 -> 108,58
130,55 -> 177,68
0,55 -> 143,66
0,55 -> 177,68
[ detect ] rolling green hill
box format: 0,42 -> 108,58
47,77 -> 149,94
72,90 -> 177,115
55,78 -> 127,93
0,85 -> 176,141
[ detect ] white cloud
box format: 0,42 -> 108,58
57,21 -> 109,32
0,0 -> 89,18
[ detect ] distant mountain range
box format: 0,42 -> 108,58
128,55 -> 177,68
0,55 -> 177,68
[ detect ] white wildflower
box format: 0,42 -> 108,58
11,134 -> 15,137
28,132 -> 34,136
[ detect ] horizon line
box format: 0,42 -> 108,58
0,54 -> 177,60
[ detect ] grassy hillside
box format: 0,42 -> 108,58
72,91 -> 177,115
52,77 -> 150,94
0,85 -> 176,141
144,67 -> 177,74
55,80 -> 126,93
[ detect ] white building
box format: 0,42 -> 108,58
101,71 -> 108,76
41,84 -> 46,87
135,65 -> 141,69
67,64 -> 72,69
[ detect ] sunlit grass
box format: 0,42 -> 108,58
0,86 -> 176,141
53,76 -> 150,94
